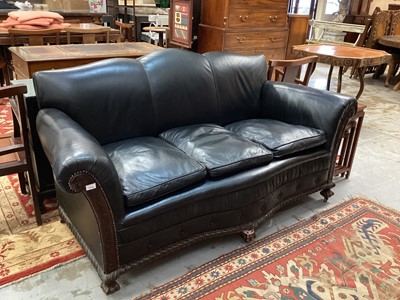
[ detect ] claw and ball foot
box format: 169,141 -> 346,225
101,279 -> 120,295
240,229 -> 256,243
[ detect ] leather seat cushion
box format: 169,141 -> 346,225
104,137 -> 206,207
160,124 -> 273,177
225,119 -> 326,157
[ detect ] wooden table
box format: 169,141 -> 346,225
8,42 -> 164,79
379,35 -> 400,90
0,23 -> 120,45
292,44 -> 392,99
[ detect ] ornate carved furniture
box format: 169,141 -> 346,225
197,0 -> 289,60
33,49 -> 356,294
292,44 -> 392,99
364,10 -> 392,49
307,20 -> 366,46
343,0 -> 373,28
379,34 -> 400,90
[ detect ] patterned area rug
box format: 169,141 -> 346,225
0,105 -> 84,288
0,174 -> 84,287
136,197 -> 400,299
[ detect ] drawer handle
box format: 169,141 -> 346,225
236,37 -> 246,43
269,16 -> 278,22
269,36 -> 277,42
239,15 -> 248,22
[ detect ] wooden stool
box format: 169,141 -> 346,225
334,102 -> 366,178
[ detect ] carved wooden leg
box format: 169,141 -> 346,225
240,229 -> 256,243
101,279 -> 120,295
320,188 -> 334,202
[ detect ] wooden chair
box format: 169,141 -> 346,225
0,57 -> 9,86
267,56 -> 318,86
8,28 -> 61,46
363,10 -> 392,79
385,10 -> 400,88
115,20 -> 135,42
0,84 -> 41,225
65,26 -> 111,44
364,10 -> 391,49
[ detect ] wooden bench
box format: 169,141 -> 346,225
307,20 -> 366,46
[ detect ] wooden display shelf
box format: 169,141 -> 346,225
334,102 -> 366,178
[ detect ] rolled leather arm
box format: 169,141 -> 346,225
260,82 -> 357,152
36,108 -> 125,219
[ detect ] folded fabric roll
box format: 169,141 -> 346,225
8,10 -> 64,23
0,11 -> 71,30
0,17 -> 19,28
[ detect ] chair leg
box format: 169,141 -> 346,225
18,172 -> 27,194
27,170 -> 42,225
385,61 -> 394,87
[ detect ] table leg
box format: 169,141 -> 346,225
394,80 -> 400,91
337,66 -> 344,93
356,67 -> 366,100
327,65 -> 334,91
158,32 -> 164,47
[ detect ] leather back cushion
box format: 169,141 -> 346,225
138,49 -> 219,133
33,58 -> 156,145
203,52 -> 267,125
34,50 -> 267,144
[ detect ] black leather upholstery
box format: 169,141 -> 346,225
225,119 -> 326,157
160,124 -> 273,177
203,51 -> 266,125
104,137 -> 206,207
259,82 -> 353,152
33,49 -> 357,294
138,50 -> 219,133
33,58 -> 156,146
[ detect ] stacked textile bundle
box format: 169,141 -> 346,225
0,11 -> 71,30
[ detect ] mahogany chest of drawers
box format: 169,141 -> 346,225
197,0 -> 289,60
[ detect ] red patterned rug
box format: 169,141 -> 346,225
136,197 -> 400,299
0,104 -> 84,288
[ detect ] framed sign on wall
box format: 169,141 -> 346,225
170,0 -> 193,48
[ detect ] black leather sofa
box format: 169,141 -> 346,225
33,49 -> 357,294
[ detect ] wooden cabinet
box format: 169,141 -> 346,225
197,0 -> 289,60
286,14 -> 309,59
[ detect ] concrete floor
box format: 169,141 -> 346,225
1,64 -> 399,299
